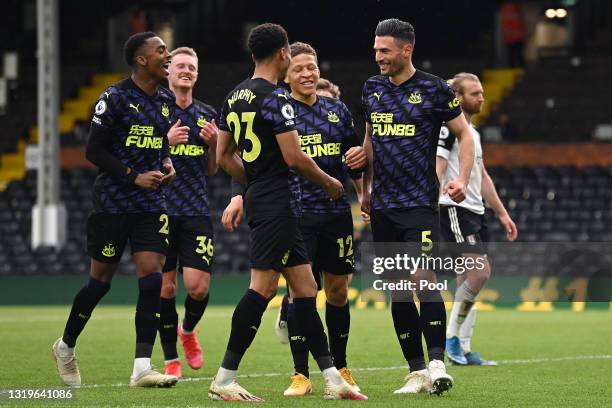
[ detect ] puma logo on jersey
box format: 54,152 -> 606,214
129,103 -> 140,112
373,92 -> 382,101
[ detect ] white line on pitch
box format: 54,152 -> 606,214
76,354 -> 612,389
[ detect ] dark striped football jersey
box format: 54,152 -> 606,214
293,95 -> 361,213
90,78 -> 175,213
362,70 -> 461,210
164,99 -> 217,216
218,78 -> 300,220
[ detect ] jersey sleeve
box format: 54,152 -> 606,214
361,82 -> 372,124
91,88 -> 118,130
208,106 -> 218,121
432,80 -> 462,122
217,99 -> 231,132
261,89 -> 296,135
436,124 -> 456,160
338,102 -> 364,180
339,102 -> 360,152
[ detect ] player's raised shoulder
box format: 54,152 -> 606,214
158,85 -> 176,101
320,96 -> 352,123
194,99 -> 217,115
417,70 -> 453,91
365,74 -> 387,85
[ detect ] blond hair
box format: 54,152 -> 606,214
317,78 -> 341,99
448,72 -> 480,94
170,46 -> 198,62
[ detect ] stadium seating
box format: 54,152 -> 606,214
0,165 -> 609,276
488,56 -> 612,141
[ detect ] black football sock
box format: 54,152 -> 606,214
287,302 -> 310,378
135,273 -> 162,358
62,277 -> 111,347
280,294 -> 289,322
418,289 -> 447,362
391,300 -> 426,372
159,296 -> 179,361
326,301 -> 350,369
221,289 -> 269,370
292,297 -> 333,371
182,294 -> 209,333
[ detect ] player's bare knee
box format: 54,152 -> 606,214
290,279 -> 318,298
187,284 -> 209,301
325,282 -> 348,306
250,282 -> 278,300
161,281 -> 176,298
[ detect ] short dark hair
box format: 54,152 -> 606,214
247,23 -> 289,60
375,18 -> 415,44
290,42 -> 318,63
123,31 -> 157,67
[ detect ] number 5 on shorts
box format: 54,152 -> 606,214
421,230 -> 432,252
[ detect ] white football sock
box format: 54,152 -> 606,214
322,367 -> 344,385
447,281 -> 477,337
215,367 -> 237,386
459,306 -> 477,353
132,358 -> 151,378
57,339 -> 74,357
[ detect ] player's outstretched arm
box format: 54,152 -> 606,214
481,164 -> 518,241
276,130 -> 344,200
444,114 -> 475,203
351,177 -> 371,224
201,118 -> 220,176
361,124 -> 373,215
216,129 -> 247,185
436,156 -> 448,189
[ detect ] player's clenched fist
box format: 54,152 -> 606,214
444,178 -> 467,203
324,177 -> 344,200
161,159 -> 176,185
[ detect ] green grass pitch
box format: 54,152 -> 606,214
0,306 -> 610,407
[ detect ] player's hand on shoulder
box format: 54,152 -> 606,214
167,119 -> 190,145
222,195 -> 244,232
500,213 -> 518,242
200,118 -> 219,149
444,178 -> 467,203
324,177 -> 344,201
135,171 -> 164,190
161,160 -> 176,186
345,146 -> 367,170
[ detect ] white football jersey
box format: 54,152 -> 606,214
437,124 -> 484,214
